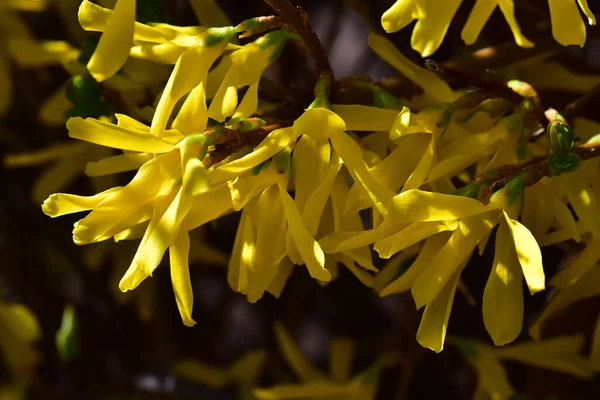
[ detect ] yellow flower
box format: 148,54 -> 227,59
380,0 -> 595,56
453,334 -> 594,400
0,298 -> 41,400
173,349 -> 266,400
254,322 -> 398,400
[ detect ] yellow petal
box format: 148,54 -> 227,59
0,302 -> 41,342
380,0 -> 418,33
329,337 -> 355,382
578,0 -> 596,25
209,127 -> 299,182
531,266 -> 600,341
403,134 -> 434,191
550,239 -> 600,288
67,117 -> 176,153
150,41 -> 226,137
170,229 -> 196,326
189,0 -> 231,26
87,0 -> 135,81
120,187 -> 193,290
292,135 -> 331,213
375,220 -> 458,259
332,105 -> 400,132
228,209 -> 252,292
470,350 -> 515,400
186,183 -> 233,230
39,85 -> 71,126
7,39 -> 79,67
278,182 -> 331,282
562,173 -> 600,238
410,0 -> 462,57
302,155 -> 342,236
0,53 -> 11,115
548,0 -> 587,47
266,258 -> 294,298
462,0 -> 497,45
388,189 -> 490,223
412,212 -> 497,309
379,232 -> 451,296
483,221 -> 524,346
172,360 -> 230,388
42,187 -> 121,217
368,33 -> 458,103
85,153 -> 153,176
416,264 -> 463,353
503,211 -> 545,295
254,382 -> 350,399
0,0 -> 48,11
388,107 -> 412,140
172,81 -> 208,135
273,321 -> 327,382
74,151 -> 180,244
497,0 -> 534,47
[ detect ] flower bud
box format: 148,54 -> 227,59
548,119 -> 574,156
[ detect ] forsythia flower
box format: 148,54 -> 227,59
381,0 -> 596,56
254,322 -> 398,399
0,298 -> 41,400
173,349 -> 266,400
453,335 -> 594,400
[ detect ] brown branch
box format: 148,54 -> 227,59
263,0 -> 333,83
206,119 -> 293,166
475,143 -> 600,201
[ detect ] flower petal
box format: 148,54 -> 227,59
170,229 -> 196,327
483,221 -> 524,346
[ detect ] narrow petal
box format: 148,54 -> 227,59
189,0 -> 231,26
39,85 -> 71,126
379,232 -> 451,296
0,53 -> 12,115
531,266 -> 600,340
483,221 -> 524,346
503,211 -> 545,295
273,322 -> 327,383
388,189 -> 490,223
170,229 -> 196,326
332,105 -> 400,132
416,265 -> 463,353
410,0 -> 462,57
7,39 -> 79,67
209,127 -> 300,182
172,81 -> 208,135
87,0 -> 136,81
497,0 -> 534,47
374,220 -> 458,259
381,0 -> 417,33
462,0 -> 498,45
329,337 -> 355,382
74,151 -> 180,244
412,213 -> 497,309
578,0 -> 596,25
67,117 -> 176,153
254,382 -> 350,399
42,187 -> 121,217
403,134 -> 434,191
368,33 -> 458,103
562,173 -> 600,238
85,153 -> 153,176
278,182 -> 331,282
550,239 -> 600,288
548,0 -> 587,47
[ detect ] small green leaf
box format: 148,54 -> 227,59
56,304 -> 79,362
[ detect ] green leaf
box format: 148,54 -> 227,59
55,304 -> 79,362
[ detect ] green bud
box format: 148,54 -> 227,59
204,26 -> 236,47
371,86 -> 403,109
548,119 -> 574,156
507,79 -> 537,98
548,153 -> 580,175
504,173 -> 526,206
453,182 -> 481,199
56,304 -> 79,362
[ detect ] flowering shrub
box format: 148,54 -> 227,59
3,0 -> 600,399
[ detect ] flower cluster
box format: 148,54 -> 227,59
37,0 -> 600,362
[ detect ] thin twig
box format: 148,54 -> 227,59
263,0 -> 333,83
